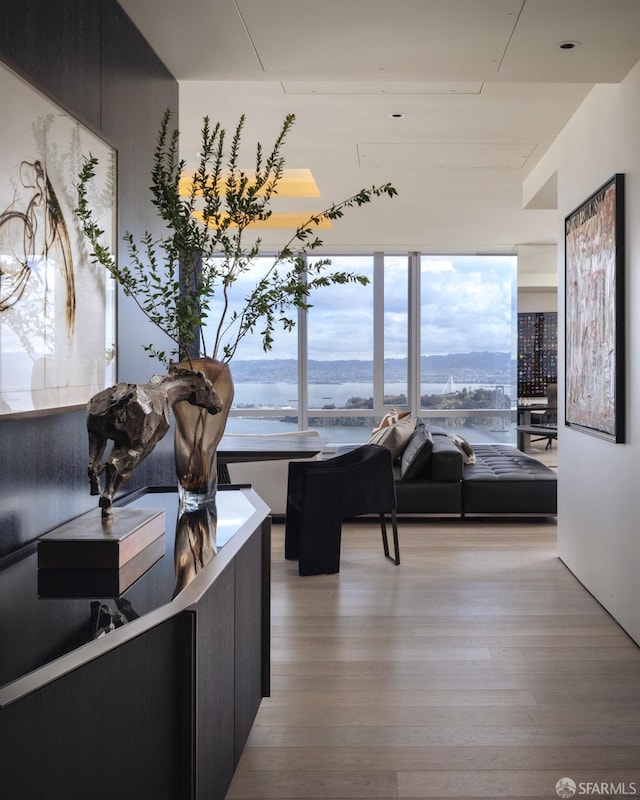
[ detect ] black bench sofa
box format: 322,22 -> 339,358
392,422 -> 557,517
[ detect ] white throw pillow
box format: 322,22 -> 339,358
447,433 -> 476,464
371,409 -> 411,434
368,416 -> 416,460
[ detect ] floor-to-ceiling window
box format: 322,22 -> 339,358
419,254 -> 517,442
383,254 -> 410,408
305,255 -> 375,442
205,252 -> 517,444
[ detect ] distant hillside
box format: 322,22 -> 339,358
230,352 -> 513,383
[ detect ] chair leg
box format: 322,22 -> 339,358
217,462 -> 231,485
380,513 -> 390,558
379,511 -> 400,565
391,510 -> 400,565
299,517 -> 342,576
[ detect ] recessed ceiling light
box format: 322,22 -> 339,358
558,41 -> 580,50
389,113 -> 405,119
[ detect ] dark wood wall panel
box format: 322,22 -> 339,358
0,0 -> 102,127
101,1 -> 180,385
0,616 -> 191,800
234,531 -> 265,761
196,567 -> 236,800
0,411 -> 88,560
0,0 -> 178,555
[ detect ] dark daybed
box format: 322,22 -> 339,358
376,419 -> 557,517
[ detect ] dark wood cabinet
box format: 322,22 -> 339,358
0,488 -> 270,800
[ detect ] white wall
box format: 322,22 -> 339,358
526,60 -> 640,644
517,243 -> 558,313
518,291 -> 557,314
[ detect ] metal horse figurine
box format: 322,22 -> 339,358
87,365 -> 222,515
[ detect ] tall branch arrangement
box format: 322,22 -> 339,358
76,110 -> 396,366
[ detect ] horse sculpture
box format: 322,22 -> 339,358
87,365 -> 222,515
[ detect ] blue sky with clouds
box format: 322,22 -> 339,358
203,254 -> 516,362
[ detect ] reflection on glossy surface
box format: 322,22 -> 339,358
89,597 -> 140,640
1,489 -> 260,690
172,502 -> 217,598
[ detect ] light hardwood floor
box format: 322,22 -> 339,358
228,454 -> 640,799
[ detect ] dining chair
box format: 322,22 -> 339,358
284,444 -> 400,576
531,382 -> 558,449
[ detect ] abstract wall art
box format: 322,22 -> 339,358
0,58 -> 116,417
565,174 -> 625,442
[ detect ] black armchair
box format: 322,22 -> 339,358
284,444 -> 400,576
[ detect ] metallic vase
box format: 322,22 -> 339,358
173,357 -> 234,508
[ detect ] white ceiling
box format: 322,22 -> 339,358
117,0 -> 640,253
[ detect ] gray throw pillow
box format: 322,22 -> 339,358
400,422 -> 434,479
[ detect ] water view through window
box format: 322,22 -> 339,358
419,254 -> 517,444
205,253 -> 517,445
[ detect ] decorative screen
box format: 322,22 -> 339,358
517,312 -> 557,398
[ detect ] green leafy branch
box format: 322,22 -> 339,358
75,110 -> 397,366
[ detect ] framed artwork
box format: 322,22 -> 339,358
0,58 -> 116,418
565,173 -> 625,442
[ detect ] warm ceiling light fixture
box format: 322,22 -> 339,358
191,209 -> 332,230
182,167 -> 326,228
179,167 -> 321,198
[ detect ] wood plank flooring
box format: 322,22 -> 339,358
227,501 -> 640,798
